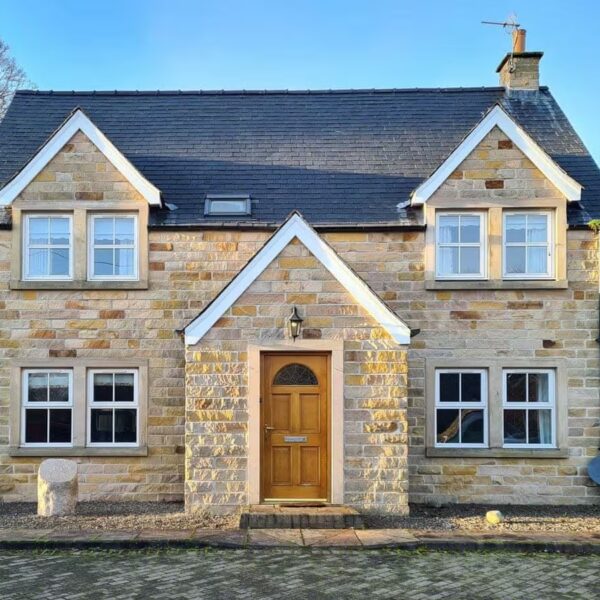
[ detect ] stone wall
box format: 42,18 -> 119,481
408,225 -> 600,505
14,131 -> 145,204
0,128 -> 598,509
0,221 -> 276,501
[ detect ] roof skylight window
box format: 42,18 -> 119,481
205,194 -> 251,216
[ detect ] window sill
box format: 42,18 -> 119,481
10,279 -> 148,291
8,446 -> 148,458
425,279 -> 568,291
426,447 -> 568,459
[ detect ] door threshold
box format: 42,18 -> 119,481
263,499 -> 328,504
278,502 -> 328,508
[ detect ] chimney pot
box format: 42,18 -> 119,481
512,28 -> 526,53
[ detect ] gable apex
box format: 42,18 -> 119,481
0,109 -> 161,206
409,105 -> 582,206
184,212 -> 411,345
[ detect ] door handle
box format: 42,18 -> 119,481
264,425 -> 275,433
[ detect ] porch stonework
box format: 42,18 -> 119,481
184,240 -> 409,514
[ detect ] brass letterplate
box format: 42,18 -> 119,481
284,436 -> 307,443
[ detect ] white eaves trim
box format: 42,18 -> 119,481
409,105 -> 582,206
184,212 -> 412,345
0,109 -> 161,206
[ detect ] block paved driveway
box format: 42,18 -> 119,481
0,548 -> 598,599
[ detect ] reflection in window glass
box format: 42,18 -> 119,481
23,370 -> 72,445
438,373 -> 459,402
88,371 -> 138,446
25,216 -> 72,278
205,196 -> 250,215
503,370 -> 555,446
90,215 -> 137,278
436,213 -> 484,277
90,408 -> 113,443
435,370 -> 487,447
504,213 -> 550,277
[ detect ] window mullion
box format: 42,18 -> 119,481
46,379 -> 50,445
112,375 -> 116,443
457,373 -> 462,443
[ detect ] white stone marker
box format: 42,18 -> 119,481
37,459 -> 78,516
485,510 -> 504,525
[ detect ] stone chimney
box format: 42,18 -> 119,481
496,29 -> 543,90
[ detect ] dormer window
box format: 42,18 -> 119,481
204,194 -> 251,216
88,214 -> 138,280
503,212 -> 553,279
435,212 -> 486,279
23,214 -> 73,280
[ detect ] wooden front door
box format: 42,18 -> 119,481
261,353 -> 329,501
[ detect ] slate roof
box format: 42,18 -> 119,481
0,87 -> 598,227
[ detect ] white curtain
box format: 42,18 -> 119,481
438,215 -> 459,243
438,247 -> 457,275
537,410 -> 552,444
527,246 -> 548,274
532,373 -> 551,444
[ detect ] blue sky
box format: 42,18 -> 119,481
1,0 -> 599,160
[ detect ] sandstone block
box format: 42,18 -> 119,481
37,459 -> 78,516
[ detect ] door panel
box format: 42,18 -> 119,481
262,353 -> 329,500
300,446 -> 320,486
272,394 -> 292,431
299,393 -> 320,432
272,447 -> 292,485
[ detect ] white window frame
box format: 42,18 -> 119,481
21,369 -> 73,448
434,368 -> 488,448
23,213 -> 73,280
88,214 -> 139,281
502,368 -> 556,449
502,211 -> 553,279
435,211 -> 487,279
87,369 -> 139,447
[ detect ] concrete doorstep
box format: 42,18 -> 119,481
0,528 -> 599,554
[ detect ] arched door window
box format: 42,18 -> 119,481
273,363 -> 318,386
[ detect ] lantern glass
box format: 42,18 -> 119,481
289,307 -> 303,340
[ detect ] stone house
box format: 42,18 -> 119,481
0,41 -> 599,514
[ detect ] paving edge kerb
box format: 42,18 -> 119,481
1,529 -> 600,555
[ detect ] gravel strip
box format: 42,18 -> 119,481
1,502 -> 599,534
364,504 -> 600,534
0,502 -> 238,530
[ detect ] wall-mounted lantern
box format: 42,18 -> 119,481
289,306 -> 303,341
